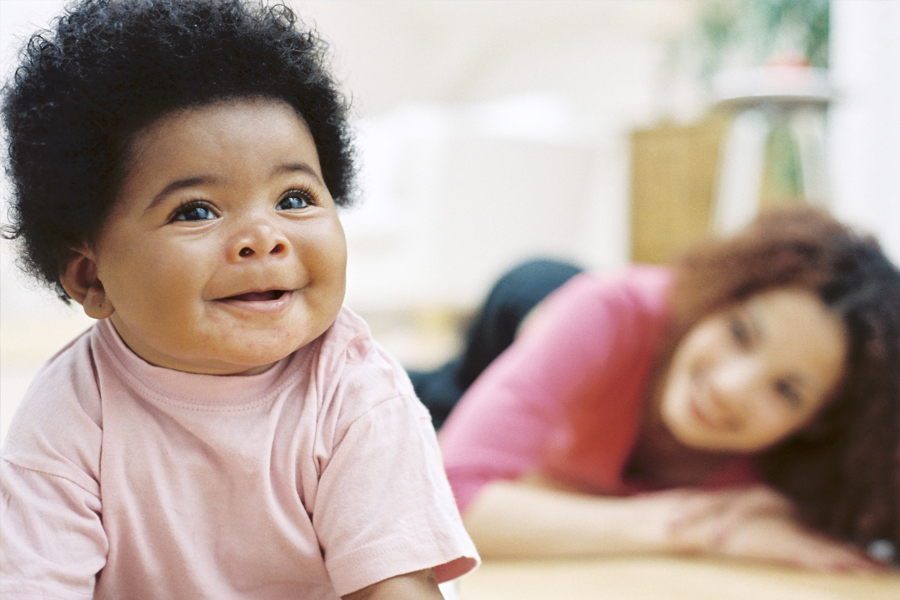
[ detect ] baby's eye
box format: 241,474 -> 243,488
277,192 -> 313,211
172,202 -> 217,222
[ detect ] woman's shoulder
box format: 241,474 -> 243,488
568,264 -> 672,297
510,264 -> 672,372
540,264 -> 673,324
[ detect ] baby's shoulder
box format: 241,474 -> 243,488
319,306 -> 372,347
315,307 -> 391,371
310,307 -> 421,422
3,324 -> 103,489
16,324 -> 104,424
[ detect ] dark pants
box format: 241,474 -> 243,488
408,258 -> 583,428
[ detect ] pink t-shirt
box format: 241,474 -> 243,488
439,266 -> 755,513
1,308 -> 478,599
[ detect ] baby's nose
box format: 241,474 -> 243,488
229,220 -> 290,261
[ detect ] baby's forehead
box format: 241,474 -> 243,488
119,97 -> 316,170
138,98 -> 312,134
115,99 -> 325,198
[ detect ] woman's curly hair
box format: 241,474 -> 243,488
667,206 -> 900,551
2,0 -> 356,300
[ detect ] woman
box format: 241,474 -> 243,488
421,207 -> 900,571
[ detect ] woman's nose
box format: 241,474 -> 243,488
227,219 -> 291,261
709,358 -> 761,414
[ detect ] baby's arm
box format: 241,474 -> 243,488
342,569 -> 442,600
1,333 -> 107,597
1,459 -> 107,597
314,391 -> 477,593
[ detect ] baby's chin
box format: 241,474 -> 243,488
229,360 -> 283,376
207,320 -> 338,375
206,346 -> 305,376
153,345 -> 302,376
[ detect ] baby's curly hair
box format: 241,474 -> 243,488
2,0 -> 355,300
669,206 -> 900,552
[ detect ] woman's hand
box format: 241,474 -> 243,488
658,485 -> 794,550
646,485 -> 883,572
719,513 -> 882,572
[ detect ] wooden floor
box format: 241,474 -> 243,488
455,556 -> 900,600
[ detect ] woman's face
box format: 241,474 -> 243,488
660,288 -> 847,453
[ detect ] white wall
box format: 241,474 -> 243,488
0,0 -> 703,312
290,0 -> 705,311
828,0 -> 900,263
0,0 -> 701,441
5,0 -> 900,441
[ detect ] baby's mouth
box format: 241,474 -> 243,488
225,290 -> 288,302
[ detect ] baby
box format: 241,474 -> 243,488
0,0 -> 478,598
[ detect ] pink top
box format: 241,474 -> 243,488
2,308 -> 478,599
439,266 -> 755,513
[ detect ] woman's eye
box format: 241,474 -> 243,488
775,380 -> 803,409
172,202 -> 217,221
729,317 -> 751,347
277,192 -> 313,210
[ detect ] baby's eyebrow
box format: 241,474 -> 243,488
271,162 -> 325,185
147,175 -> 220,211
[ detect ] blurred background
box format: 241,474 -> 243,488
3,0 -> 900,442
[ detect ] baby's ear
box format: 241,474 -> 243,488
60,247 -> 115,320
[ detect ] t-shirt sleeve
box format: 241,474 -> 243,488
314,395 -> 478,595
1,332 -> 108,599
308,323 -> 479,596
438,268 -> 667,512
1,461 -> 108,599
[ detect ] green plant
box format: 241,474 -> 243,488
698,0 -> 829,76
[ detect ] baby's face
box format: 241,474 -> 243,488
87,98 -> 346,375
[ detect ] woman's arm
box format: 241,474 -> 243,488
717,512 -> 884,572
440,268 -> 670,513
462,477 -> 686,558
463,477 -> 883,572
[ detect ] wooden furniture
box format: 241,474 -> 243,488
629,116 -> 725,264
457,556 -> 900,600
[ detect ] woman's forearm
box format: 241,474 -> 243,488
462,479 -> 672,559
462,480 -> 882,572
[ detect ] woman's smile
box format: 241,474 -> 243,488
688,389 -> 727,431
